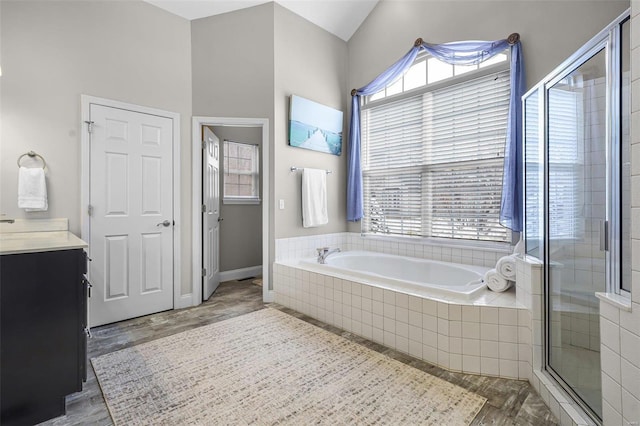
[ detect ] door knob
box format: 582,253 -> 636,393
157,220 -> 171,227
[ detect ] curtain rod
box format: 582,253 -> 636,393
413,32 -> 520,47
350,33 -> 520,96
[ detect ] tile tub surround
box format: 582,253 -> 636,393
273,261 -> 529,381
276,232 -> 512,268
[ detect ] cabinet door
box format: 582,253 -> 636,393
1,249 -> 84,425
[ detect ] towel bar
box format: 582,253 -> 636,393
290,166 -> 332,174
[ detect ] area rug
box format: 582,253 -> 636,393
92,308 -> 486,425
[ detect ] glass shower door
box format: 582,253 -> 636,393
546,47 -> 606,419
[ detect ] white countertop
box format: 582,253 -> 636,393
0,231 -> 88,255
0,219 -> 88,255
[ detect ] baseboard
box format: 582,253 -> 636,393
219,265 -> 262,283
175,293 -> 194,309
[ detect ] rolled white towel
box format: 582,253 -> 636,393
484,268 -> 513,292
496,255 -> 517,280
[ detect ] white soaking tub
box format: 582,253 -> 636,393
300,250 -> 488,300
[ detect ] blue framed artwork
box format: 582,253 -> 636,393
289,95 -> 343,156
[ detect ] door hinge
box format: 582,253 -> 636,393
202,268 -> 207,277
87,204 -> 93,216
202,204 -> 206,213
202,141 -> 206,150
85,120 -> 94,134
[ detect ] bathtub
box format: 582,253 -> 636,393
299,250 -> 489,300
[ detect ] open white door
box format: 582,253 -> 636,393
88,103 -> 174,327
202,127 -> 221,300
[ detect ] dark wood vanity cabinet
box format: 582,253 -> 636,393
1,248 -> 88,425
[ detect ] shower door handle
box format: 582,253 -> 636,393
599,220 -> 609,252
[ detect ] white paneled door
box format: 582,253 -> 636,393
89,104 -> 174,327
202,127 -> 220,300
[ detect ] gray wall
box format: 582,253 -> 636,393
0,0 -> 193,294
191,3 -> 275,281
191,4 -> 275,119
346,0 -> 629,233
273,3 -> 349,238
193,3 -> 349,280
349,1 -> 629,92
209,126 -> 263,271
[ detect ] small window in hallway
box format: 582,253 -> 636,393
223,140 -> 260,204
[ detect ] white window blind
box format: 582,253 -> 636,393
524,91 -> 542,252
223,141 -> 260,204
362,70 -> 511,242
547,89 -> 583,239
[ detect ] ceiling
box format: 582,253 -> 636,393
143,0 -> 379,41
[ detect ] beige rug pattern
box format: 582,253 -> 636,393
92,308 -> 486,425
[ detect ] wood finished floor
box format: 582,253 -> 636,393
40,279 -> 557,426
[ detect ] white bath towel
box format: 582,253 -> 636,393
484,268 -> 513,292
302,168 -> 328,228
18,166 -> 48,211
496,255 -> 517,280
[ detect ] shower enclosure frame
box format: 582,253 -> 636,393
522,9 -> 631,423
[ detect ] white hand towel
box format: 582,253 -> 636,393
496,255 -> 517,281
484,268 -> 513,292
302,168 -> 328,228
18,166 -> 48,211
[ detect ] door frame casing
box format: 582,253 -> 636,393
192,117 -> 272,306
80,95 -> 182,310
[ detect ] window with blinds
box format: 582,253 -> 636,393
524,90 -> 543,257
223,141 -> 260,204
547,89 -> 583,239
362,68 -> 511,242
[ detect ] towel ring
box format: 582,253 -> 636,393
17,151 -> 46,169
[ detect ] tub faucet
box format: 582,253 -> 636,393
316,247 -> 341,264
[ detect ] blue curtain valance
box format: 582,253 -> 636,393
347,34 -> 524,233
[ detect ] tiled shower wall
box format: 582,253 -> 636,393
275,232 -> 511,268
548,76 -> 605,357
600,4 -> 640,425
